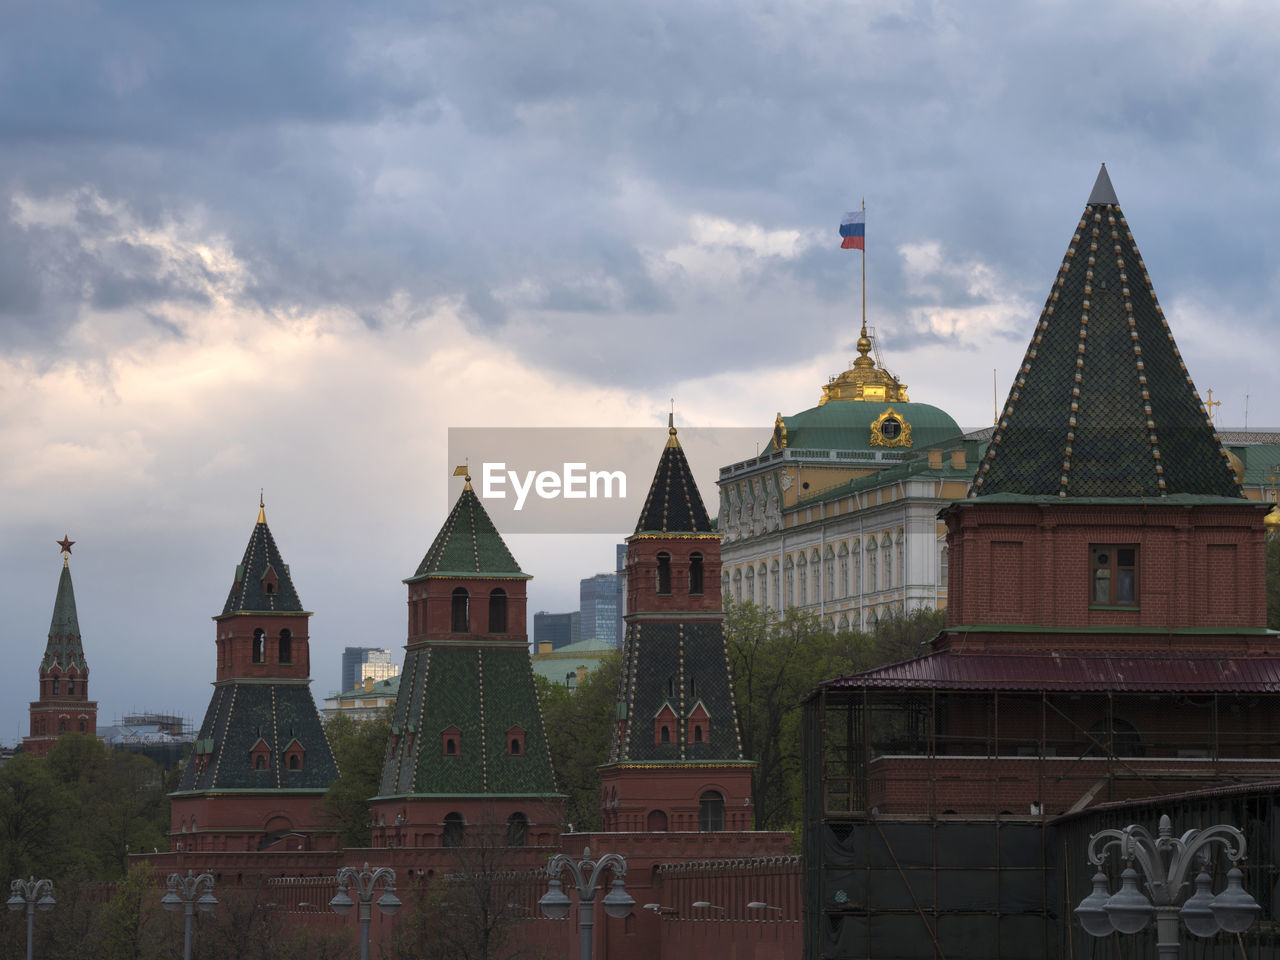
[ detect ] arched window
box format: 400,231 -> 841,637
288,754 -> 300,770
506,812 -> 528,847
252,628 -> 266,664
660,725 -> 670,743
507,725 -> 525,756
255,755 -> 266,770
743,567 -> 752,602
78,720 -> 85,732
1086,719 -> 1145,758
58,719 -> 66,733
693,725 -> 703,742
939,543 -> 949,589
758,564 -> 769,607
67,677 -> 75,695
647,810 -> 668,831
867,541 -> 878,594
896,531 -> 905,589
489,588 -> 508,633
852,539 -> 861,596
797,553 -> 807,605
733,568 -> 742,601
784,556 -> 794,608
446,739 -> 457,755
689,553 -> 704,595
278,629 -> 292,664
838,543 -> 850,599
771,562 -> 780,606
824,546 -> 835,603
699,790 -> 725,832
881,535 -> 893,590
443,726 -> 461,756
442,812 -> 464,847
656,553 -> 672,595
451,588 -> 470,633
51,677 -> 59,696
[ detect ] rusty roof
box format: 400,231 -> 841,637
815,650 -> 1280,695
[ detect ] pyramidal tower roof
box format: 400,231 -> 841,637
633,416 -> 715,535
409,476 -> 529,580
222,501 -> 306,615
43,559 -> 87,673
973,165 -> 1240,500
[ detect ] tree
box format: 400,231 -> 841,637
321,708 -> 392,847
536,655 -> 620,832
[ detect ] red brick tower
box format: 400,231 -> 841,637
600,417 -> 755,832
370,471 -> 562,848
24,537 -> 98,758
169,500 -> 340,853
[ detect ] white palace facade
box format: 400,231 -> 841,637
716,327 -> 984,631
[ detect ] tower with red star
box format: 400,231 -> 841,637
24,536 -> 98,758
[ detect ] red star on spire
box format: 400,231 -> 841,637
57,535 -> 75,556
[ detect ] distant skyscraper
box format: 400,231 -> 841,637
534,611 -> 576,650
580,572 -> 620,647
341,646 -> 396,692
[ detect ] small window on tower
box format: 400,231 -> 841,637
253,629 -> 266,663
656,553 -> 672,595
278,629 -> 292,664
689,552 -> 704,595
67,678 -> 74,695
489,588 -> 508,633
452,588 -> 470,633
51,678 -> 60,696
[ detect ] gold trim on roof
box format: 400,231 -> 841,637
869,407 -> 913,448
820,326 -> 909,404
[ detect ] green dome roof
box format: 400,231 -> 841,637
780,400 -> 964,453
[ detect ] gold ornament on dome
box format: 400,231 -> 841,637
870,407 -> 912,448
819,326 -> 909,405
772,412 -> 788,451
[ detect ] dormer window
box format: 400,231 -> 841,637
656,553 -> 672,595
261,566 -> 279,596
442,725 -> 462,757
689,552 -> 704,595
250,738 -> 271,771
507,726 -> 526,756
654,703 -> 678,745
283,738 -> 305,771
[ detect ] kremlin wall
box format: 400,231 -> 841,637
20,167 -> 1280,959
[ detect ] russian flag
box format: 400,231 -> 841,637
840,211 -> 865,250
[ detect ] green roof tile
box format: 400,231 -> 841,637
974,165 -> 1240,501
409,484 -> 529,581
41,563 -> 88,674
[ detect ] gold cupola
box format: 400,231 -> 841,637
819,323 -> 909,404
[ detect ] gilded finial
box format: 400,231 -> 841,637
453,463 -> 472,491
666,406 -> 680,447
57,534 -> 74,567
257,490 -> 265,524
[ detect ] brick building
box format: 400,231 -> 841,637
804,166 -> 1280,959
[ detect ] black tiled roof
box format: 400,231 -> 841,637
222,513 -> 305,615
609,620 -> 744,763
974,166 -> 1240,500
175,681 -> 338,791
42,564 -> 87,673
634,424 -> 714,534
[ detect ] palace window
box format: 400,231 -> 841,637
699,790 -> 725,832
1091,545 -> 1138,606
745,566 -> 754,603
797,554 -> 807,605
824,546 -> 835,603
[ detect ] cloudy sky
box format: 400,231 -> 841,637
2,0 -> 1278,742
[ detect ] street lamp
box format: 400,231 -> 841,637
330,863 -> 401,960
7,877 -> 55,960
160,870 -> 217,960
747,900 -> 784,917
539,847 -> 633,960
1074,815 -> 1261,959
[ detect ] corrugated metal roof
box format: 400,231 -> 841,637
818,651 -> 1280,693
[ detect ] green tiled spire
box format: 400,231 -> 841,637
409,481 -> 529,581
222,505 -> 306,614
42,562 -> 87,673
973,165 -> 1240,500
634,417 -> 714,534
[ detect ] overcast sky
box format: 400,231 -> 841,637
2,0 -> 1278,742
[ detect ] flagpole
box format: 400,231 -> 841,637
861,197 -> 867,339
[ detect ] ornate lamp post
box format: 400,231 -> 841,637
160,870 -> 217,960
1075,815 -> 1261,959
7,877 -> 55,960
539,847 -> 633,960
329,863 -> 401,960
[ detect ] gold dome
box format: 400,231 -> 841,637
1265,504 -> 1280,532
821,325 -> 909,405
1225,450 -> 1245,485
